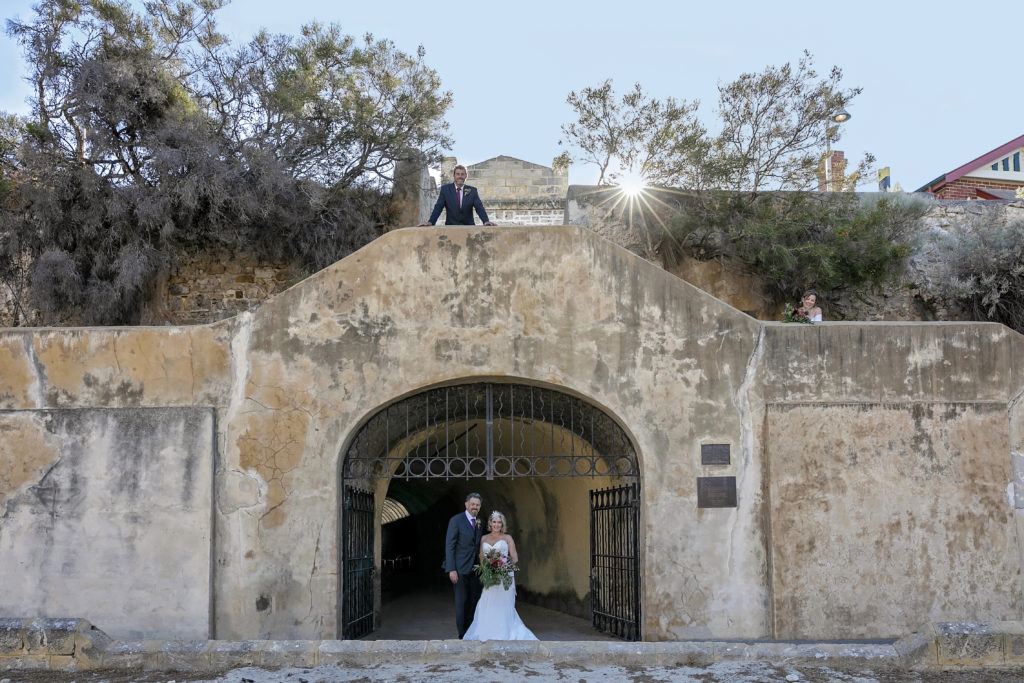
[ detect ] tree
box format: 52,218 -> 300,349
558,80 -> 707,186
1,0 -> 453,325
558,51 -> 873,191
716,50 -> 872,192
198,24 -> 452,191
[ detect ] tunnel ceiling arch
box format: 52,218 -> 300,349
342,382 -> 639,481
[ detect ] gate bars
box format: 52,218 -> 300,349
342,486 -> 374,639
590,482 -> 641,641
343,383 -> 638,480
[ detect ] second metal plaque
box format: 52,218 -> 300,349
701,443 -> 731,466
697,476 -> 737,508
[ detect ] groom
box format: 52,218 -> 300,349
418,165 -> 496,226
444,492 -> 483,638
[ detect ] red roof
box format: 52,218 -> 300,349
916,133 -> 1024,193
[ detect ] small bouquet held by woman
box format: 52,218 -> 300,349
473,547 -> 519,590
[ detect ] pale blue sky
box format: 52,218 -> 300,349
2,0 -> 1021,190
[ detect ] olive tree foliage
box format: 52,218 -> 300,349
716,51 -> 872,191
557,80 -> 712,187
559,51 -> 872,191
197,24 -> 452,191
1,0 -> 452,325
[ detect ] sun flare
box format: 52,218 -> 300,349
618,174 -> 647,197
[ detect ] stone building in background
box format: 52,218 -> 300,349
435,154 -> 568,226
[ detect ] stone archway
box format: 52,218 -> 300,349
339,380 -> 642,640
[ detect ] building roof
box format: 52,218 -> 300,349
469,155 -> 552,171
916,133 -> 1024,193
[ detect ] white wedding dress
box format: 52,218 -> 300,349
462,539 -> 538,641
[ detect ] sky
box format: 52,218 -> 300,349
1,0 -> 1021,191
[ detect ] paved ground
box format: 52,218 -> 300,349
4,661 -> 1024,682
367,583 -> 613,641
4,587 -> 1024,681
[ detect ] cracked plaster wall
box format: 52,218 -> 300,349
0,225 -> 1023,642
0,407 -> 214,639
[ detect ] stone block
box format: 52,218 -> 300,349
358,640 -> 428,665
98,640 -> 149,670
161,640 -> 211,672
33,618 -> 86,655
0,654 -> 49,672
481,639 -> 542,662
47,654 -> 77,671
993,621 -> 1024,663
318,639 -> 367,666
894,628 -> 938,670
0,619 -> 24,654
577,640 -> 648,664
261,640 -> 317,668
208,639 -> 264,669
647,641 -> 714,666
711,640 -> 747,659
935,621 -> 1003,667
421,639 -> 480,663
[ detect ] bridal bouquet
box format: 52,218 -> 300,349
472,548 -> 519,590
781,303 -> 813,324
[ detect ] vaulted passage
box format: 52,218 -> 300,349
340,381 -> 642,641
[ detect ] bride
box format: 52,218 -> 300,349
462,511 -> 538,641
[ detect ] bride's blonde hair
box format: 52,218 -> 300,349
488,510 -> 508,533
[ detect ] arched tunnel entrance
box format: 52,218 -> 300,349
340,382 -> 641,641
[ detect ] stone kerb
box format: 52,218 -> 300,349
6,621 -> 1024,673
0,618 -> 110,671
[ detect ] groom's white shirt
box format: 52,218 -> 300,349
465,511 -> 477,526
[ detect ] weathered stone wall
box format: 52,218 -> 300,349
0,408 -> 215,639
0,226 -> 1022,642
165,247 -> 302,325
466,156 -> 567,204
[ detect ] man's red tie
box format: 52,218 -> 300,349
457,188 -> 462,208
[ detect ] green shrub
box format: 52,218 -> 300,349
660,191 -> 927,304
933,215 -> 1024,333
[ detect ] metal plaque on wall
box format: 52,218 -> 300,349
700,443 -> 731,466
697,476 -> 737,508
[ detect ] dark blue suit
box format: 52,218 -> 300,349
427,183 -> 490,225
444,512 -> 483,637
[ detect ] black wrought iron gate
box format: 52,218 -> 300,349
341,382 -> 642,640
342,486 -> 374,639
343,383 -> 638,480
590,482 -> 641,640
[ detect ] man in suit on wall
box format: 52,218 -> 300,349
444,492 -> 484,638
419,165 -> 496,226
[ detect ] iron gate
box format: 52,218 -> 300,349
341,381 -> 642,641
590,482 -> 641,641
342,486 -> 374,639
343,382 -> 638,480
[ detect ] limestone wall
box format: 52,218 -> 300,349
164,248 -> 302,326
466,156 -> 567,203
0,408 -> 215,639
0,225 -> 1022,642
